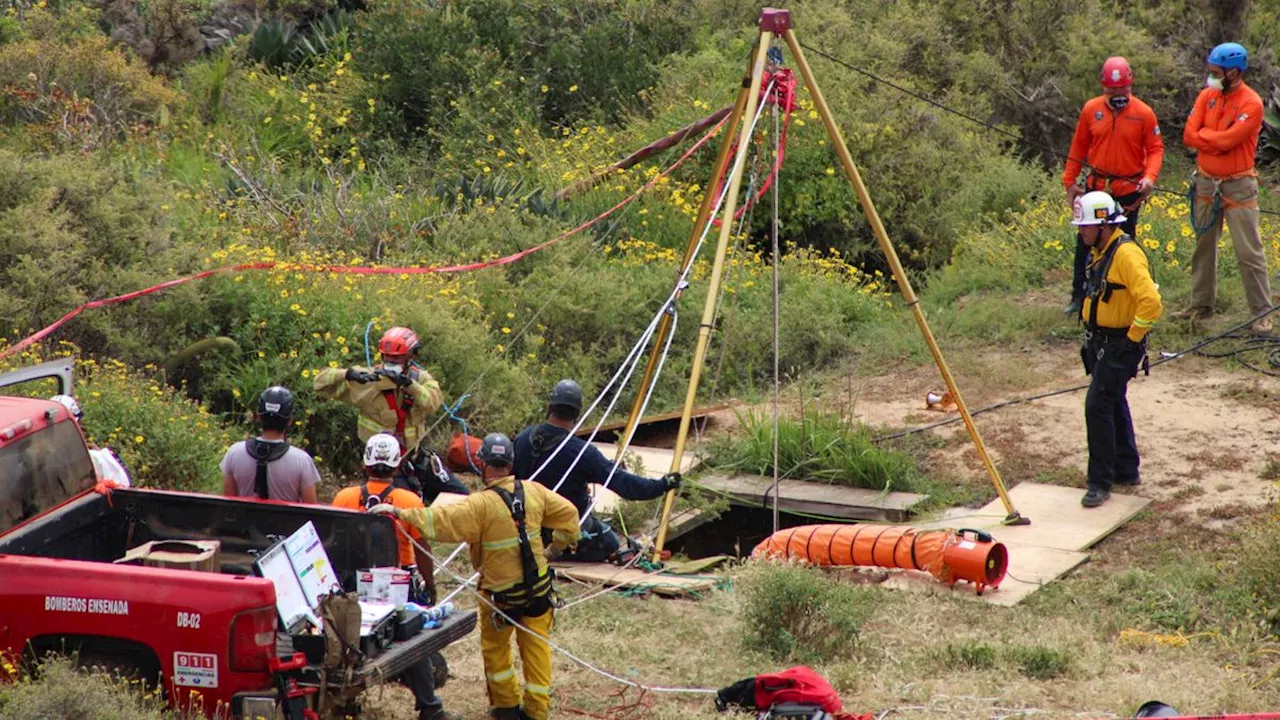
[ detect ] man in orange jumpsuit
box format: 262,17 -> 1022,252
1179,42 -> 1273,333
1062,56 -> 1164,316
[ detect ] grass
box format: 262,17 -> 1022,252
702,405 -> 927,493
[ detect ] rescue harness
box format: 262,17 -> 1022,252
246,438 -> 290,500
1082,233 -> 1150,376
486,479 -> 556,626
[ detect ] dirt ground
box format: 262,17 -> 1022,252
365,348 -> 1280,720
848,351 -> 1280,525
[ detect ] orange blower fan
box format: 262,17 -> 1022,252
751,524 -> 1009,595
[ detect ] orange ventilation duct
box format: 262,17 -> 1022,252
751,524 -> 1008,595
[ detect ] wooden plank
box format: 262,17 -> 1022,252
550,561 -> 717,598
593,443 -> 698,476
575,404 -> 730,435
880,541 -> 1090,607
696,473 -> 927,522
917,482 -> 1150,553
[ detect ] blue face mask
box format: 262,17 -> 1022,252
1108,94 -> 1130,110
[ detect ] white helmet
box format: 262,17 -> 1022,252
363,433 -> 402,468
50,394 -> 82,420
1071,190 -> 1127,226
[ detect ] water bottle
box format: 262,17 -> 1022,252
424,601 -> 455,622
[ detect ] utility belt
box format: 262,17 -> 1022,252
486,572 -> 559,630
1086,172 -> 1142,196
1081,328 -> 1149,377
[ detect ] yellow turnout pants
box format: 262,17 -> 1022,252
479,602 -> 555,719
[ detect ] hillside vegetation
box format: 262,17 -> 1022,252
0,0 -> 1277,486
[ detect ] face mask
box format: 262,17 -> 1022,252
382,363 -> 404,376
1108,94 -> 1130,110
1206,75 -> 1225,91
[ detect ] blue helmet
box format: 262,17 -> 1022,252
1208,42 -> 1248,71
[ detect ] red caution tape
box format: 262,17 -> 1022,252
0,118 -> 725,364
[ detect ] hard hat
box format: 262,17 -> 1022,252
50,394 -> 83,420
1071,191 -> 1127,226
1099,57 -> 1134,88
1208,42 -> 1248,71
257,386 -> 295,420
1133,701 -> 1180,718
364,433 -> 403,468
548,379 -> 583,412
478,432 -> 514,467
379,327 -> 421,357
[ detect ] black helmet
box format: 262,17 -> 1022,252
478,432 -> 514,468
548,379 -> 583,413
1133,702 -> 1179,718
257,386 -> 295,422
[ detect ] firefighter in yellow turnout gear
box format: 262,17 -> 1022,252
1074,191 -> 1163,509
315,326 -> 470,502
372,432 -> 580,720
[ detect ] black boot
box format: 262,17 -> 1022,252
491,708 -> 532,720
1081,486 -> 1110,508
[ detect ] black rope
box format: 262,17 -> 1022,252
798,41 -> 1280,218
873,302 -> 1280,443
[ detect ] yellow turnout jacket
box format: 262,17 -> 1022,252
313,365 -> 443,452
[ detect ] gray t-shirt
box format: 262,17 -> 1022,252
220,440 -> 321,502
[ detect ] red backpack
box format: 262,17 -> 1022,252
754,667 -> 842,713
716,666 -> 871,719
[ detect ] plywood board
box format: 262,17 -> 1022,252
880,541 -> 1090,607
574,404 -> 730,435
550,561 -> 717,598
592,443 -> 698,476
696,473 -> 927,522
917,482 -> 1150,553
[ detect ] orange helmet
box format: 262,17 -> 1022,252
1100,57 -> 1133,88
379,327 -> 420,357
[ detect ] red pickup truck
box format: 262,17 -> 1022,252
0,360 -> 475,719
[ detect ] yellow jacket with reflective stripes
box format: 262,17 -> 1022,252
1082,229 -> 1163,342
313,365 -> 443,452
397,475 -> 582,594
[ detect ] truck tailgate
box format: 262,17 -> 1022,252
355,610 -> 476,684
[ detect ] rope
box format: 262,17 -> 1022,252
873,302 -> 1280,442
398,524 -> 719,695
797,41 -> 1280,218
770,82 -> 783,536
0,115 -> 727,365
363,319 -> 376,367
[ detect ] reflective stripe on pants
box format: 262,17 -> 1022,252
479,602 -> 555,720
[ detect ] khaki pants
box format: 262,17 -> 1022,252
1190,174 -> 1272,314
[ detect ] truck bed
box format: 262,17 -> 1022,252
0,487 -> 401,585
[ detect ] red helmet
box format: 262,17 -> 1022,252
379,326 -> 420,357
1100,57 -> 1133,88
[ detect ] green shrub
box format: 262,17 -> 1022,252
739,562 -> 879,662
76,357 -> 235,492
1006,645 -> 1074,680
936,641 -> 998,670
705,404 -> 924,492
0,655 -> 169,720
0,13 -> 176,145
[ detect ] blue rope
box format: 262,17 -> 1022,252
363,320 -> 376,367
444,393 -> 482,474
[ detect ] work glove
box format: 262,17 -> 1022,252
660,472 -> 682,491
346,368 -> 378,384
368,503 -> 399,518
381,368 -> 413,388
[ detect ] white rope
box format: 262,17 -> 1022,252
432,80 -> 778,580
530,80 -> 778,497
769,90 -> 782,535
400,524 -> 718,695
